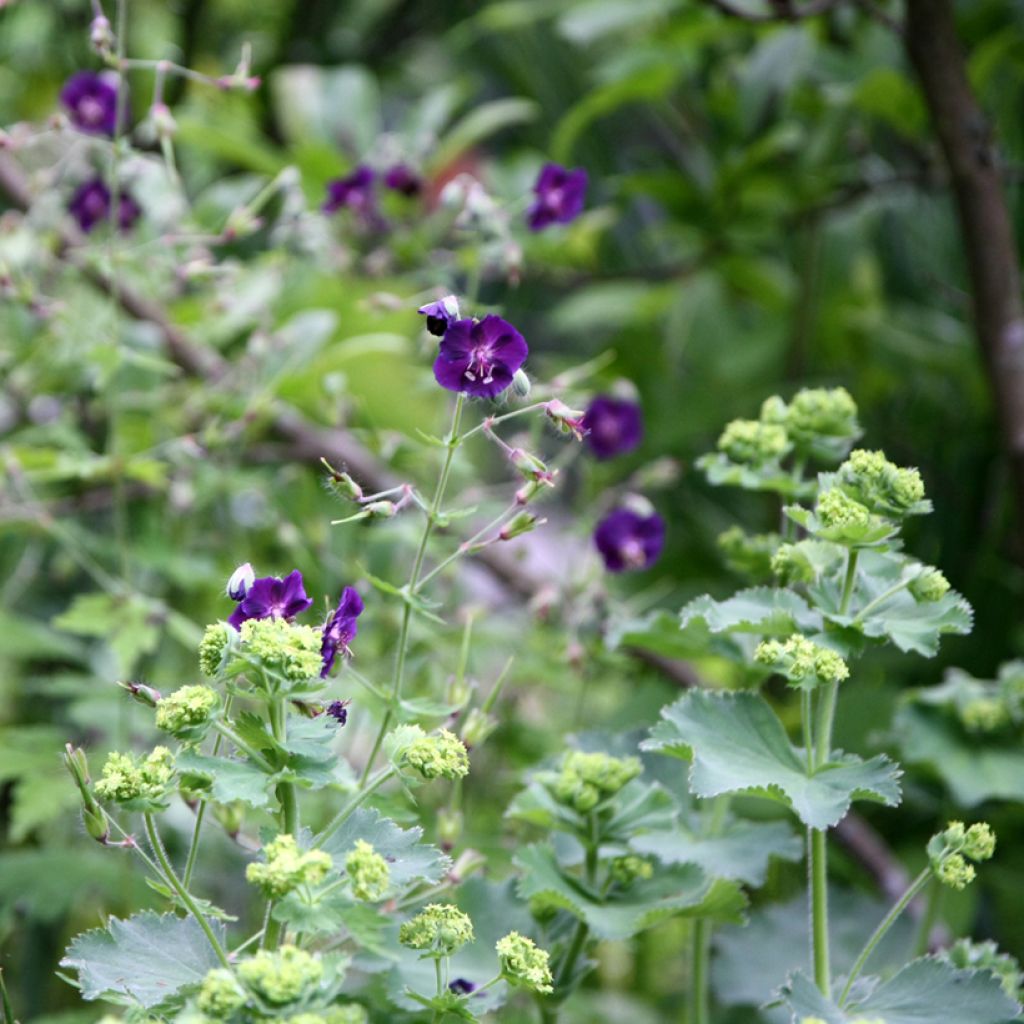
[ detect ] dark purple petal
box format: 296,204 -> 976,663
326,699 -> 350,726
320,585 -> 365,676
526,162 -> 588,232
594,508 -> 665,572
583,395 -> 644,460
228,570 -> 313,630
432,315 -> 528,399
323,165 -> 377,218
417,296 -> 460,337
61,71 -> 120,137
384,163 -> 422,197
68,176 -> 141,234
449,979 -> 477,995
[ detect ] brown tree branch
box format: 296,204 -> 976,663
703,0 -> 839,22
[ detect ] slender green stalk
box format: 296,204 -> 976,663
689,796 -> 730,1024
143,814 -> 230,967
213,720 -> 275,772
314,767 -> 395,847
912,876 -> 944,957
839,549 -> 860,615
801,688 -> 814,773
853,577 -> 913,622
460,401 -> 547,442
183,698 -> 232,888
839,867 -> 932,1005
270,699 -> 299,836
415,501 -> 520,591
809,827 -> 831,995
0,966 -> 13,1024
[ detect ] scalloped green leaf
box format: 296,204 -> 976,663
61,911 -> 226,1007
514,843 -> 746,941
643,691 -> 901,829
176,749 -> 274,809
679,587 -> 823,639
606,608 -> 746,662
697,453 -> 815,499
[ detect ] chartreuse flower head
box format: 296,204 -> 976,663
772,387 -> 859,453
345,840 -> 390,902
610,855 -> 654,886
399,904 -> 474,958
155,685 -> 220,740
717,418 -> 790,465
928,820 -> 996,890
94,747 -> 175,809
550,750 -> 642,813
495,932 -> 554,993
197,967 -> 247,1017
942,939 -> 1023,1000
199,622 -> 233,677
770,542 -> 817,584
389,726 -> 470,781
795,487 -> 893,546
835,449 -> 930,517
289,1009 -> 368,1024
754,635 -> 849,689
909,567 -> 950,602
816,489 -> 871,530
246,834 -> 332,899
237,945 -> 322,1004
961,696 -> 1010,734
240,618 -> 324,687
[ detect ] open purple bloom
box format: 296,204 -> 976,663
325,699 -> 350,726
433,315 -> 528,399
384,163 -> 422,197
228,570 -> 313,630
583,395 -> 644,460
68,177 -> 141,233
526,162 -> 588,231
417,295 -> 460,337
594,508 -> 665,572
61,71 -> 120,136
320,586 -> 365,676
323,165 -> 378,221
449,979 -> 477,996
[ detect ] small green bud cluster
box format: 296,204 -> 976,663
717,419 -> 790,465
960,696 -> 1010,734
770,542 -> 816,584
609,855 -> 654,886
237,945 -> 323,1004
942,939 -> 1023,1000
63,745 -> 108,843
754,634 -> 849,687
836,449 -> 926,516
246,834 -> 332,899
771,387 -> 859,447
240,619 -> 324,683
815,489 -> 871,530
550,751 -> 642,813
199,622 -> 232,677
909,567 -> 950,603
344,840 -> 390,901
197,968 -> 247,1017
403,728 -> 470,780
155,684 -> 220,739
928,820 -> 996,890
717,527 -> 781,581
495,932 -> 554,994
94,747 -> 175,805
399,903 -> 474,957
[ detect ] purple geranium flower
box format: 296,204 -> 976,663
417,295 -> 460,337
325,699 -> 350,726
384,163 -> 422,197
320,586 -> 364,677
68,177 -> 141,233
323,165 -> 379,222
526,162 -> 588,231
61,71 -> 120,136
433,315 -> 528,399
583,395 -> 644,460
594,508 -> 665,572
228,569 -> 313,630
226,562 -> 255,601
449,979 -> 477,995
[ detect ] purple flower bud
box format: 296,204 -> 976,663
583,395 -> 643,460
320,586 -> 365,676
449,979 -> 477,995
67,177 -> 141,234
227,570 -> 313,630
323,165 -> 381,228
384,163 -> 423,197
417,295 -> 460,337
226,562 -> 255,601
526,162 -> 588,232
60,71 -> 120,137
325,699 -> 350,726
594,508 -> 665,572
433,315 -> 528,399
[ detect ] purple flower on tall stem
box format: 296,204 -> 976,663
417,295 -> 460,337
68,177 -> 141,233
323,165 -> 379,225
325,699 -> 350,726
594,508 -> 665,572
583,395 -> 644,460
228,570 -> 313,630
61,71 -> 120,136
320,586 -> 365,677
526,163 -> 588,231
384,163 -> 423,197
433,315 -> 528,399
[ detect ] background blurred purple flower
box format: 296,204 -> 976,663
418,295 -> 460,337
321,586 -> 364,676
594,508 -> 665,572
384,163 -> 422,197
61,71 -> 119,136
449,979 -> 477,995
68,178 -> 141,233
323,166 -> 381,226
526,163 -> 588,231
583,395 -> 644,460
228,569 -> 312,629
325,699 -> 350,726
433,315 -> 528,398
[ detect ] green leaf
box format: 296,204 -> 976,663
697,453 -> 815,499
515,843 -> 746,941
679,587 -> 822,639
61,911 -> 226,1008
781,956 -> 1020,1023
430,98 -> 538,172
632,818 -> 802,886
176,750 -> 274,809
606,608 -> 745,662
643,691 -> 901,829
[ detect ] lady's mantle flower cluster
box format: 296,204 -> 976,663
761,387 -> 859,450
246,834 -> 332,899
909,567 -> 950,603
549,750 -> 642,813
717,419 -> 790,466
155,684 -> 220,740
496,932 -> 554,993
345,839 -> 390,901
399,727 -> 470,780
835,449 -> 928,517
240,619 -> 325,683
610,855 -> 654,886
238,946 -> 322,1004
94,747 -> 174,806
928,820 -> 996,890
754,635 -> 849,689
399,904 -> 474,957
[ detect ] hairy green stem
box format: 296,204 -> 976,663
912,876 -> 944,957
853,576 -> 913,623
262,699 -> 298,951
314,767 -> 395,847
690,796 -> 730,1024
839,549 -> 860,615
809,828 -> 831,995
183,697 -> 232,889
143,814 -> 230,967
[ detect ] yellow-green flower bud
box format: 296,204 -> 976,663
403,729 -> 470,780
240,619 -> 323,683
936,853 -> 975,890
64,744 -> 109,843
199,622 -> 232,677
942,939 -> 1022,1000
836,449 -> 926,516
322,1007 -> 369,1024
964,822 -> 997,861
246,834 -> 332,899
197,968 -> 247,1017
237,946 -> 322,1005
94,747 -> 175,805
155,685 -> 220,740
760,395 -> 789,426
609,855 -> 654,886
717,527 -> 781,580
909,568 -> 950,602
960,697 -> 1009,734
399,904 -> 474,957
460,707 -> 498,749
770,543 -> 816,584
344,840 -> 390,902
816,489 -> 871,530
717,419 -> 790,465
550,751 -> 642,812
754,635 -> 849,688
785,387 -> 858,444
495,932 -> 554,993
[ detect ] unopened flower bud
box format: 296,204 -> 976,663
155,685 -> 220,740
545,399 -> 587,441
238,946 -> 322,1004
500,511 -> 543,541
510,449 -> 549,481
197,968 -> 247,1017
609,854 -> 654,886
460,706 -> 498,749
118,680 -> 162,707
223,207 -> 262,240
227,562 -> 255,600
550,751 -> 641,812
717,418 -> 790,465
150,102 -> 176,139
512,369 -> 531,398
437,807 -> 463,850
321,459 -> 364,500
213,800 -> 244,838
64,744 -> 109,843
199,621 -> 232,677
345,839 -> 390,901
90,15 -> 114,53
363,500 -> 397,519
754,635 -> 848,688
909,568 -> 950,602
247,833 -> 332,899
402,728 -> 470,780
